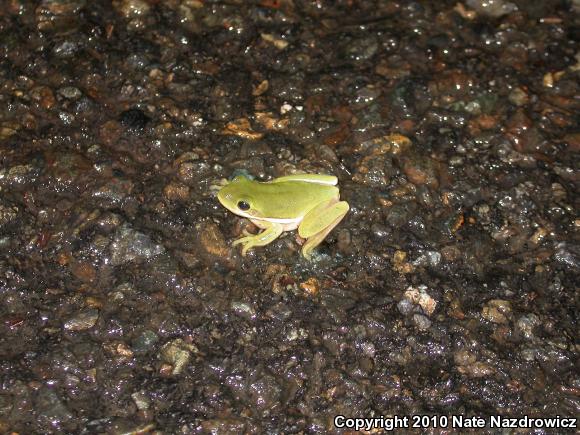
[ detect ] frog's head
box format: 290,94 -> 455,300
217,176 -> 258,219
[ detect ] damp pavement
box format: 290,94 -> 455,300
0,0 -> 578,433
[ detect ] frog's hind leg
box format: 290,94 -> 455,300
232,222 -> 283,256
298,199 -> 349,260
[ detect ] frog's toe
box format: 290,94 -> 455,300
232,232 -> 256,257
232,236 -> 253,247
231,224 -> 283,257
240,243 -> 254,256
209,178 -> 230,193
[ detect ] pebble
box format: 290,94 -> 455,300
114,0 -> 151,19
466,0 -> 517,17
109,225 -> 165,266
131,391 -> 151,410
64,309 -> 99,331
57,86 -> 82,100
516,314 -> 541,340
35,388 -> 74,431
413,314 -> 432,330
230,301 -> 257,321
397,298 -> 414,316
482,299 -> 513,324
159,339 -> 198,375
404,286 -> 438,316
132,330 -> 159,353
0,204 -> 19,226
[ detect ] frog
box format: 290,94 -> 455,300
216,174 -> 349,260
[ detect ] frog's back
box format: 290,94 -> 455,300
255,181 -> 338,220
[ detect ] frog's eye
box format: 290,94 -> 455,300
237,200 -> 250,211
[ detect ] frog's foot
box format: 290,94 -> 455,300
232,223 -> 283,256
241,228 -> 255,237
298,199 -> 349,260
209,178 -> 229,194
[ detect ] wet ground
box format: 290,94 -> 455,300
1,0 -> 579,433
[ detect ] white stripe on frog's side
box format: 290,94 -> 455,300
249,215 -> 302,231
269,174 -> 338,185
242,214 -> 302,224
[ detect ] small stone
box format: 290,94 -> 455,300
35,388 -> 74,430
397,298 -> 414,316
412,251 -> 442,267
35,0 -> 85,31
508,87 -> 529,106
114,0 -> 151,19
252,80 -> 269,96
159,338 -> 198,375
286,328 -> 308,341
460,361 -> 495,378
64,309 -> 99,331
299,277 -> 320,296
132,330 -> 159,353
413,314 -> 432,330
131,391 -> 151,410
230,301 -> 256,320
529,227 -> 547,245
482,299 -> 512,324
222,118 -> 263,140
393,250 -> 414,274
454,351 -> 495,377
402,156 -> 439,188
0,121 -> 21,139
0,204 -> 19,226
449,156 -> 464,166
516,314 -> 541,340
58,86 -> 82,100
53,40 -> 79,58
336,229 -> 351,255
261,33 -> 289,49
466,0 -> 517,17
454,349 -> 477,366
520,348 -> 537,361
92,178 -> 134,208
109,225 -> 165,266
441,245 -> 461,262
553,242 -> 580,270
163,182 -> 190,201
255,111 -> 289,131
0,164 -> 38,186
404,285 -> 438,316
30,86 -> 56,109
196,222 -> 229,259
371,223 -> 391,240
344,36 -> 378,62
201,419 -> 246,434
69,261 -> 96,283
359,342 -> 376,358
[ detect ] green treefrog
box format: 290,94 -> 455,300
217,174 -> 349,260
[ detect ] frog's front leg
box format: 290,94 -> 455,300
298,199 -> 349,260
232,221 -> 283,256
209,178 -> 230,195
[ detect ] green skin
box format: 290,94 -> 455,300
217,174 -> 349,260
